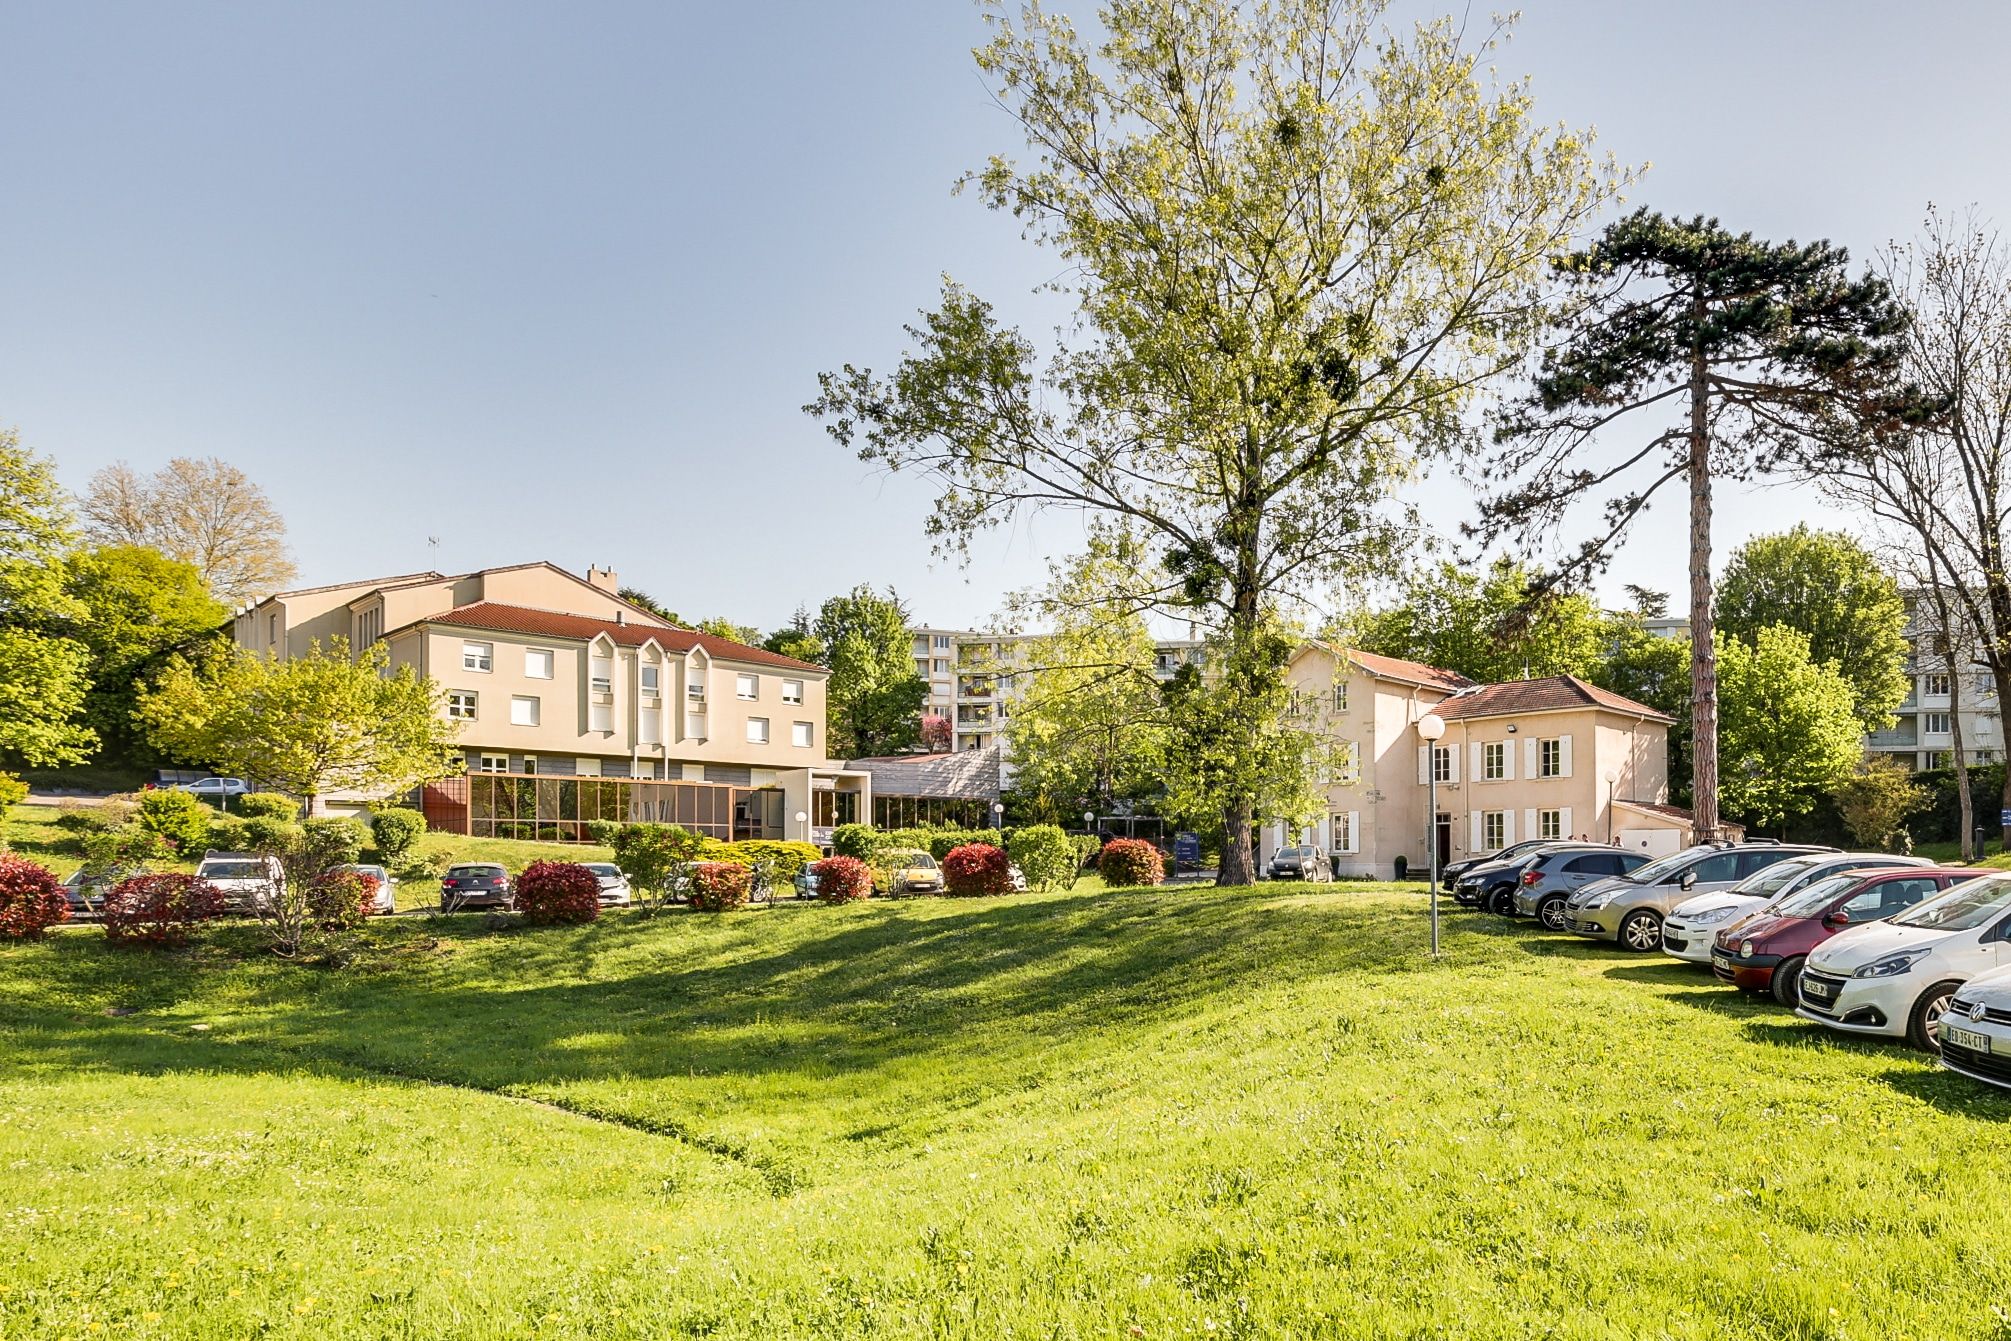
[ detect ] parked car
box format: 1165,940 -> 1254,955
874,850 -> 943,896
1440,838 -> 1561,893
1661,852 -> 1935,966
194,850 -> 285,914
1564,842 -> 1833,952
581,862 -> 632,907
1510,847 -> 1654,929
1453,843 -> 1572,909
1797,870 -> 2011,1051
331,863 -> 397,915
59,869 -> 111,919
1939,964 -> 2011,1089
439,863 -> 513,911
175,776 -> 251,801
1268,846 -> 1331,882
1711,866 -> 1980,1004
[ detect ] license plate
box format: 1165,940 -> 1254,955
1945,1024 -> 1991,1053
1802,978 -> 1834,1000
1711,953 -> 1733,971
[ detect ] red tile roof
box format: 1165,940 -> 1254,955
1430,674 -> 1672,723
408,602 -> 825,673
1344,648 -> 1475,691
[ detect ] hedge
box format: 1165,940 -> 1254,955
103,873 -> 227,946
235,793 -> 299,820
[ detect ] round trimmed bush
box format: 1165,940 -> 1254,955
687,861 -> 752,912
241,816 -> 301,851
134,788 -> 213,853
1098,838 -> 1165,888
370,807 -> 426,863
942,842 -> 1015,897
830,824 -> 879,860
0,856 -> 68,939
809,855 -> 871,903
303,816 -> 368,867
207,816 -> 250,852
1006,824 -> 1078,891
103,873 -> 227,946
235,793 -> 298,820
515,860 -> 602,925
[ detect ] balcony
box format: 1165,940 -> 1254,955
1867,726 -> 1918,748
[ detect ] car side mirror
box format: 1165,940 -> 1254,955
1679,871 -> 1697,891
1822,911 -> 1850,930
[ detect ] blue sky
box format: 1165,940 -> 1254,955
4,1 -> 2007,631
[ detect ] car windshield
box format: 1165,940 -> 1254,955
584,864 -> 620,876
897,853 -> 939,870
201,861 -> 269,881
1888,874 -> 2011,932
1770,873 -> 1868,919
1729,857 -> 1822,897
1623,850 -> 1701,885
1286,848 -> 1316,859
449,866 -> 502,878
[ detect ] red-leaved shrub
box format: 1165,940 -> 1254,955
0,856 -> 68,939
307,869 -> 377,930
688,861 -> 752,912
942,842 -> 1014,897
1098,838 -> 1165,888
809,855 -> 871,903
515,860 -> 602,925
103,873 -> 227,945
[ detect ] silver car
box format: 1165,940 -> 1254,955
1511,846 -> 1654,929
1564,843 -> 1834,951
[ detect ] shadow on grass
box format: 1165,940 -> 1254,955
1877,1061 -> 2011,1118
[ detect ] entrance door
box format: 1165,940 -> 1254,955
1435,813 -> 1453,868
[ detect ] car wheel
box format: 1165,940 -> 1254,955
1538,896 -> 1568,932
1484,884 -> 1512,915
1618,910 -> 1662,953
1908,979 -> 1964,1053
1770,956 -> 1806,1007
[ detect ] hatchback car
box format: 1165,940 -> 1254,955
1939,965 -> 2011,1089
193,851 -> 285,914
1453,843 -> 1572,909
1268,846 -> 1331,882
439,863 -> 513,911
875,850 -> 943,896
1564,843 -> 1832,952
175,776 -> 251,800
331,863 -> 397,915
60,869 -> 111,919
1797,870 -> 2011,1051
1661,852 -> 1934,966
1439,838 -> 1559,892
1711,866 -> 1978,1003
581,862 -> 632,906
1511,847 -> 1653,929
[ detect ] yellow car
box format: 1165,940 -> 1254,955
875,850 -> 943,896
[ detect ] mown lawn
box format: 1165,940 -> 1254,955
3,884 -> 2009,1339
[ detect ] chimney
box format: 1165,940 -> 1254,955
586,564 -> 619,593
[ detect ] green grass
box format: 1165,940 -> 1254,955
4,885 -> 2010,1338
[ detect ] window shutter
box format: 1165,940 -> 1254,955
1469,812 -> 1483,851
1504,740 -> 1517,780
1446,744 -> 1461,781
1559,806 -> 1574,838
1523,808 -> 1537,842
1417,746 -> 1429,785
1524,738 -> 1539,779
1501,810 -> 1515,844
1560,735 -> 1575,778
1346,811 -> 1360,853
1470,744 -> 1484,782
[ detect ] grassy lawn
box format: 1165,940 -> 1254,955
3,884 -> 2010,1338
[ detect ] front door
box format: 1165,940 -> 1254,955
1435,813 -> 1452,869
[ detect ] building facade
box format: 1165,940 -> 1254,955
1266,646 -> 1689,879
233,563 -> 870,844
1865,594 -> 2004,770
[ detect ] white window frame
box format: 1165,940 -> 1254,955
687,675 -> 706,702
524,647 -> 555,680
782,678 -> 804,705
682,709 -> 707,740
736,673 -> 759,700
640,665 -> 660,695
510,695 -> 541,727
447,691 -> 478,721
1339,740 -> 1361,785
1926,672 -> 1952,698
1332,682 -> 1348,712
792,720 -> 814,748
934,635 -> 951,650
639,706 -> 661,744
590,702 -> 613,733
746,716 -> 770,744
1483,811 -> 1506,849
1431,745 -> 1453,784
1925,712 -> 1953,735
521,755 -> 538,776
1539,808 -> 1563,840
589,654 -> 613,694
478,753 -> 508,774
462,641 -> 493,673
575,757 -> 601,777
1482,741 -> 1505,781
1539,738 -> 1563,778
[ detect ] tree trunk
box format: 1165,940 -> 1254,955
1687,332 -> 1719,843
1220,803 -> 1256,885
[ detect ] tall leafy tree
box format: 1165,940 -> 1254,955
809,0 -> 1615,883
1480,211 -> 1914,840
1351,559 -> 1611,685
0,428 -> 93,766
63,545 -> 228,767
1715,525 -> 1909,731
135,638 -> 462,814
763,605 -> 827,666
814,585 -> 926,758
1717,626 -> 1864,833
80,456 -> 297,606
1588,607 -> 1693,805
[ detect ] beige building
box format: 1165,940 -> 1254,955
1270,646 -> 1689,879
233,563 -> 869,845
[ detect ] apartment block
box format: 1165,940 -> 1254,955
234,563 -> 870,844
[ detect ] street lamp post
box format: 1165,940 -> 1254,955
1418,712 -> 1447,958
795,809 -> 809,843
1603,770 -> 1619,843
992,801 -> 1005,834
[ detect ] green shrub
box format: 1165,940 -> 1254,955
1007,824 -> 1079,891
718,840 -> 822,884
303,817 -> 368,867
242,816 -> 302,851
1072,834 -> 1102,874
235,793 -> 299,820
207,816 -> 250,852
584,818 -> 623,847
54,801 -> 113,836
830,823 -> 879,860
134,789 -> 213,853
79,823 -> 172,881
608,824 -> 713,907
0,771 -> 27,819
370,808 -> 426,863
1098,838 -> 1165,888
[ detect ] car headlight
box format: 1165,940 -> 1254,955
1739,940 -> 1755,959
1691,906 -> 1738,926
1853,950 -> 1931,979
1582,891 -> 1618,910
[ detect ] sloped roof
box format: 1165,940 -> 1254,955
847,746 -> 1002,801
407,602 -> 824,673
1430,674 -> 1672,723
1344,648 -> 1475,692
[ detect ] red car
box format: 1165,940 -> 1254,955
1712,866 -> 1988,1004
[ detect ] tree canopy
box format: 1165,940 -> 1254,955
814,585 -> 926,758
80,456 -> 297,606
809,0 -> 1615,881
0,428 -> 93,766
1716,626 -> 1865,833
1350,559 -> 1611,686
63,545 -> 228,767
